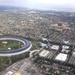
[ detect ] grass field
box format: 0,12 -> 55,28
0,40 -> 24,51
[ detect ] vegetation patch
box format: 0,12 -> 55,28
0,40 -> 24,51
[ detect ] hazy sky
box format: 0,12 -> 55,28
0,0 -> 75,10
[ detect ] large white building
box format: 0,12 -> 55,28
5,71 -> 21,75
55,53 -> 68,61
39,50 -> 57,59
62,45 -> 69,50
5,71 -> 13,75
51,45 -> 59,50
39,50 -> 49,57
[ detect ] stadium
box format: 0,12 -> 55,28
0,36 -> 32,56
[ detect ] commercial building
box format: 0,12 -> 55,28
5,71 -> 13,75
63,40 -> 70,44
38,42 -> 47,47
51,45 -> 59,50
5,71 -> 21,75
62,45 -> 69,50
55,53 -> 68,62
39,50 -> 57,59
13,72 -> 21,75
41,37 -> 48,42
61,49 -> 70,54
39,50 -> 50,57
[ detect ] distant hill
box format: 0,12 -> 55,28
0,6 -> 23,11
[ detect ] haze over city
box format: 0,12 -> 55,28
0,0 -> 75,10
0,0 -> 75,75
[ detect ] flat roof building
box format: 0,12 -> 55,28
51,45 -> 59,50
38,42 -> 47,47
13,72 -> 21,75
39,50 -> 57,59
39,50 -> 49,57
55,53 -> 68,62
63,40 -> 70,44
5,71 -> 13,75
41,37 -> 48,42
61,49 -> 70,54
62,45 -> 69,50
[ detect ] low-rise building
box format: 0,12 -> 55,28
55,53 -> 68,62
51,45 -> 59,50
61,49 -> 70,54
39,50 -> 50,57
62,45 -> 69,50
38,42 -> 47,47
63,40 -> 70,44
39,50 -> 57,59
13,72 -> 21,75
41,37 -> 48,42
5,71 -> 13,75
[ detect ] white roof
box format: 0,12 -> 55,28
55,53 -> 67,61
63,40 -> 69,44
41,37 -> 48,41
51,45 -> 59,50
5,71 -> 13,75
39,42 -> 47,47
62,45 -> 69,49
61,49 -> 70,53
73,52 -> 75,55
39,50 -> 49,57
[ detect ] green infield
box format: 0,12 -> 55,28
0,40 -> 24,51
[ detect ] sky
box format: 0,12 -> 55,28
0,0 -> 75,10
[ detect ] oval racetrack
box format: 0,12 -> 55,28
0,36 -> 32,56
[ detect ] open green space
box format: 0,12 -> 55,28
0,40 -> 24,51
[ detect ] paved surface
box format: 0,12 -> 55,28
0,58 -> 43,75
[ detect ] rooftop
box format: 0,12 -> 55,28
62,45 -> 69,49
39,50 -> 49,57
55,53 -> 68,61
38,42 -> 47,47
5,71 -> 13,75
51,45 -> 59,50
13,72 -> 21,75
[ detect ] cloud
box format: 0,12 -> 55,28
0,0 -> 74,10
